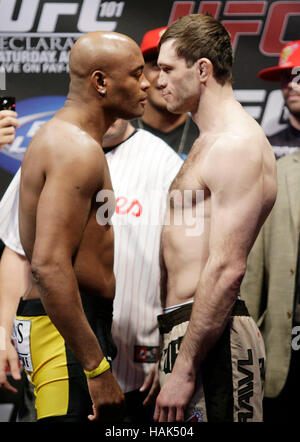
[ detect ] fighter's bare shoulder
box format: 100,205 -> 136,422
27,117 -> 106,188
200,126 -> 274,191
35,117 -> 103,157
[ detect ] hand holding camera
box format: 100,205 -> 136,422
0,97 -> 19,149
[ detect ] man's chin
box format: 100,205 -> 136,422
166,103 -> 183,115
120,106 -> 145,121
286,104 -> 300,118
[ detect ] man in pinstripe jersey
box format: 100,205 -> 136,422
104,119 -> 182,421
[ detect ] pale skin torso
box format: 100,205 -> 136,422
154,33 -> 278,422
155,99 -> 277,422
161,103 -> 277,309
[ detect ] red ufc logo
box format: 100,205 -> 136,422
115,197 -> 142,217
168,1 -> 300,55
260,2 -> 300,55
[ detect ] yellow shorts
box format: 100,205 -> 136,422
13,297 -> 116,422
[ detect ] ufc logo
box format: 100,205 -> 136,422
0,0 -> 125,33
168,1 -> 300,55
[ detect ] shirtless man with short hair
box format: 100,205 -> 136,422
16,31 -> 149,422
154,14 -> 277,422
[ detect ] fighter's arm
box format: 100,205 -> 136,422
159,234 -> 168,308
154,137 -> 267,422
29,141 -> 124,420
178,138 -> 266,362
0,246 -> 30,392
29,145 -> 105,371
240,229 -> 266,322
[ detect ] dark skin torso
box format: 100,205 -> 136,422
19,115 -> 116,302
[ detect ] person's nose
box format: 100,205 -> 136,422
141,73 -> 150,91
157,71 -> 167,89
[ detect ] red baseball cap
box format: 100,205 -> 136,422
258,40 -> 300,81
140,26 -> 167,59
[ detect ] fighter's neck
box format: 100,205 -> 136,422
58,98 -> 112,144
103,122 -> 135,148
192,83 -> 236,133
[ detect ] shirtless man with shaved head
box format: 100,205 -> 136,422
153,14 -> 277,422
15,31 -> 149,422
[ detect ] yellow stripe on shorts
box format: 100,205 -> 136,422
16,314 -> 69,420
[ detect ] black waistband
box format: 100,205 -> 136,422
17,298 -> 47,316
157,299 -> 249,335
16,295 -> 114,320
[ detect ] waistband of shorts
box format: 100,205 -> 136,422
16,298 -> 47,316
16,295 -> 114,319
157,299 -> 249,335
80,293 -> 113,319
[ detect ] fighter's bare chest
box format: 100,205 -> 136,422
170,144 -> 206,191
169,144 -> 210,211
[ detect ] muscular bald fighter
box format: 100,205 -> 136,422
154,14 -> 277,422
15,31 -> 149,422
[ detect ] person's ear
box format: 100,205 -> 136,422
91,70 -> 107,97
197,58 -> 213,83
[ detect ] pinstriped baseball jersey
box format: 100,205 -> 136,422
107,129 -> 182,392
0,167 -> 23,255
0,128 -> 183,393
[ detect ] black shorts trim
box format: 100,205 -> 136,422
17,298 -> 47,316
158,299 -> 249,335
